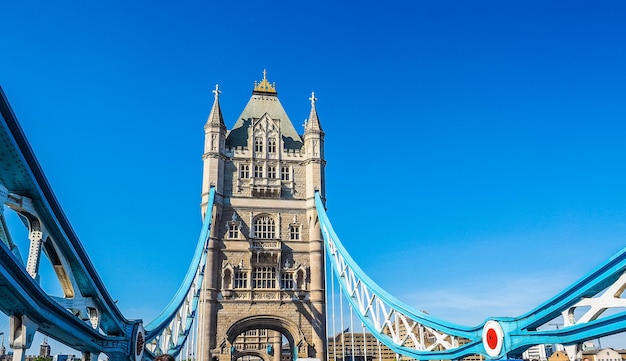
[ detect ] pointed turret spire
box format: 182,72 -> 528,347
205,84 -> 226,130
305,91 -> 323,133
202,83 -> 227,206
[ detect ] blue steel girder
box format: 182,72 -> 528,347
0,239 -> 143,357
0,87 -> 144,361
0,86 -> 214,361
315,192 -> 626,360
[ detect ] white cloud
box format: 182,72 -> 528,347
397,272 -> 574,326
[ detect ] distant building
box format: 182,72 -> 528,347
524,344 -> 549,361
579,348 -> 623,361
326,330 -> 488,361
548,351 -> 569,361
22,339 -> 54,361
327,331 -> 396,361
40,339 -> 51,357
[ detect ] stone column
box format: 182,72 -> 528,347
272,330 -> 282,361
307,209 -> 326,361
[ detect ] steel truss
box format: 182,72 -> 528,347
0,88 -> 213,361
316,192 -> 626,360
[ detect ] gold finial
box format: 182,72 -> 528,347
212,84 -> 221,100
253,69 -> 277,93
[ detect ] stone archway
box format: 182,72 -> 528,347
225,315 -> 310,359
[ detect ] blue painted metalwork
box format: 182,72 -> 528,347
144,187 -> 215,358
0,87 -> 213,361
0,87 -> 144,361
2,81 -> 626,361
315,192 -> 626,360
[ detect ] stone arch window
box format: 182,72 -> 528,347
254,164 -> 263,178
254,137 -> 263,152
234,269 -> 247,289
267,165 -> 277,179
280,272 -> 294,290
252,266 -> 276,288
268,137 -> 277,153
254,215 -> 275,239
227,221 -> 240,239
289,224 -> 300,240
239,163 -> 250,179
227,213 -> 242,239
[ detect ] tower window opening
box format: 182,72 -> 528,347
268,138 -> 277,153
253,266 -> 276,289
240,164 -> 250,179
280,272 -> 294,289
254,216 -> 275,239
228,222 -> 239,239
267,165 -> 277,179
234,271 -> 248,288
254,165 -> 263,178
255,137 -> 264,152
289,225 -> 300,240
280,166 -> 290,181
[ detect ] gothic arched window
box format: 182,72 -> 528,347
268,138 -> 277,153
254,164 -> 263,178
254,137 -> 263,152
253,266 -> 276,289
254,215 -> 275,239
267,165 -> 277,179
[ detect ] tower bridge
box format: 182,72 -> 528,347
1,74 -> 626,361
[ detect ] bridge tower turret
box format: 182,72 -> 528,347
302,91 -> 326,357
198,71 -> 327,361
199,83 -> 227,361
201,84 -> 227,215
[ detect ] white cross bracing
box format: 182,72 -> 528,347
564,271 -> 626,325
318,184 -> 626,361
324,225 -> 465,354
561,270 -> 626,360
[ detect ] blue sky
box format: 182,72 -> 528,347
1,0 -> 626,354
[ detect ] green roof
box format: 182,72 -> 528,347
225,92 -> 303,150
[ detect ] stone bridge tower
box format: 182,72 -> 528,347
198,72 -> 326,361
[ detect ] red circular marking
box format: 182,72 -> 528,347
486,328 -> 498,349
